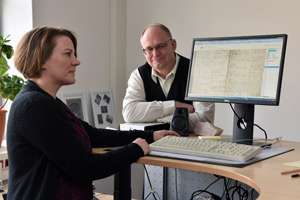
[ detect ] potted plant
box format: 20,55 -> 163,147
0,34 -> 25,146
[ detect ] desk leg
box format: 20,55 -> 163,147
114,165 -> 131,200
162,167 -> 168,200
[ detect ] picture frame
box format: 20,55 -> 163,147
61,92 -> 89,122
90,90 -> 116,129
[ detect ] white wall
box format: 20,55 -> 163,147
1,0 -> 32,58
126,0 -> 300,142
32,0 -> 115,126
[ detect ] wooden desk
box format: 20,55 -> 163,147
93,139 -> 300,200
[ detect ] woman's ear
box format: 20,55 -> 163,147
41,62 -> 47,70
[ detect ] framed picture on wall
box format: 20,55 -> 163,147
90,90 -> 116,129
61,92 -> 89,122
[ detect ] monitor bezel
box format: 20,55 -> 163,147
185,34 -> 288,106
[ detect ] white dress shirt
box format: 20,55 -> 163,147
122,54 -> 215,131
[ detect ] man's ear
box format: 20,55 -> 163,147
171,39 -> 177,51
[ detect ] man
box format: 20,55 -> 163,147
122,23 -> 215,131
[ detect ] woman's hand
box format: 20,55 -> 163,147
133,131 -> 180,155
133,138 -> 151,155
153,130 -> 180,141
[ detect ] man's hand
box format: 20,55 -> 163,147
133,138 -> 151,155
175,101 -> 195,113
153,130 -> 180,141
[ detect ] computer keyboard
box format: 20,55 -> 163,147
149,136 -> 262,162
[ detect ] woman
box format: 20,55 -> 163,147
6,27 -> 179,200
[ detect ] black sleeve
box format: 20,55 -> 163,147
19,97 -> 151,181
79,119 -> 154,147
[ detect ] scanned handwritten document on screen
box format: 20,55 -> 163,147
188,49 -> 266,97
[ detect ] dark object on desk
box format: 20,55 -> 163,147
170,107 -> 189,136
143,122 -> 170,131
291,173 -> 300,178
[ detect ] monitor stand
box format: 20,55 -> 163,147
232,104 -> 254,145
232,104 -> 271,147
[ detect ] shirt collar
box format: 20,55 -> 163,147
151,54 -> 180,83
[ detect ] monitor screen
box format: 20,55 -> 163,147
185,34 -> 287,106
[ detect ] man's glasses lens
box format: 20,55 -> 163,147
142,39 -> 172,55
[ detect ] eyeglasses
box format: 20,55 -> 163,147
142,39 -> 173,55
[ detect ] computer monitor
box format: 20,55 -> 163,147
185,34 -> 288,145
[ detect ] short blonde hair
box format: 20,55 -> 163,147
14,27 -> 77,79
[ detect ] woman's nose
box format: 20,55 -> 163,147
73,57 -> 80,66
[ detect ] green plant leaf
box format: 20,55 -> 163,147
2,45 -> 14,59
0,34 -> 25,106
0,74 -> 24,101
0,55 -> 9,76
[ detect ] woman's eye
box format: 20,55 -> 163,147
65,52 -> 71,56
